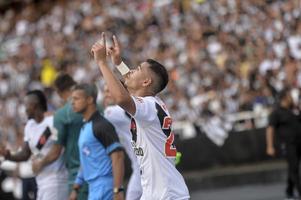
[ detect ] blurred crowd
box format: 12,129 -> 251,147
1,0 -> 301,150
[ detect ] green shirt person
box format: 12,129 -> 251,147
54,101 -> 84,186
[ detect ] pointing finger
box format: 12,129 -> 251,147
102,32 -> 106,49
112,35 -> 120,49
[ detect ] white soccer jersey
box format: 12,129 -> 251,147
104,105 -> 142,200
131,96 -> 190,200
24,116 -> 68,190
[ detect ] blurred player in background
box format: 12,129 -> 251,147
0,90 -> 68,200
91,33 -> 190,200
266,89 -> 301,199
69,83 -> 124,200
32,74 -> 89,199
103,84 -> 142,200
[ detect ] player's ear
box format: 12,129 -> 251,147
142,77 -> 152,87
87,96 -> 94,104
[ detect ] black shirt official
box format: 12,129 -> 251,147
269,106 -> 301,144
266,89 -> 301,199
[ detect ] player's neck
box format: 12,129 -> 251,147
280,101 -> 291,109
128,88 -> 155,97
34,111 -> 44,123
62,90 -> 72,103
83,105 -> 97,121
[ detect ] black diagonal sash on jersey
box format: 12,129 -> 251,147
36,127 -> 51,150
124,111 -> 131,119
125,111 -> 138,143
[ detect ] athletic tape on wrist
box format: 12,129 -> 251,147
117,62 -> 130,76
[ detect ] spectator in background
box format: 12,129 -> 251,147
32,73 -> 89,200
266,89 -> 301,199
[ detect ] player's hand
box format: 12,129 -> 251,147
91,32 -> 107,64
107,35 -> 122,65
68,190 -> 77,200
266,146 -> 275,157
32,159 -> 43,174
114,192 -> 124,200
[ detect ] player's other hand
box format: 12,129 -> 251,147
114,192 -> 124,200
107,35 -> 122,65
32,159 -> 43,174
91,32 -> 107,64
266,146 -> 275,157
69,190 -> 77,200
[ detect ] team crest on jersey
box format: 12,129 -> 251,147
131,141 -> 144,156
82,146 -> 91,156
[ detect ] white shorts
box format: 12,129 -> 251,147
37,184 -> 68,200
126,169 -> 142,200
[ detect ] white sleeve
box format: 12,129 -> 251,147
104,107 -> 116,123
132,96 -> 157,124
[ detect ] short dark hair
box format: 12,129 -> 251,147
26,90 -> 48,112
73,83 -> 98,104
54,73 -> 76,92
146,59 -> 169,93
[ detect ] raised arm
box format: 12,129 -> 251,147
91,33 -> 136,115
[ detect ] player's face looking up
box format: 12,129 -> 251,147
71,89 -> 88,114
124,62 -> 152,91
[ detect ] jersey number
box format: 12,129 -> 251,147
156,103 -> 177,157
163,117 -> 177,157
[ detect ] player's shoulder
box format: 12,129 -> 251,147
54,101 -> 82,123
144,96 -> 168,110
91,112 -> 116,134
90,111 -> 106,125
54,103 -> 68,117
25,119 -> 36,129
24,119 -> 37,135
105,105 -> 124,115
44,115 -> 54,125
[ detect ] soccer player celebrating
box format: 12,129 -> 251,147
0,90 -> 68,200
91,33 -> 190,200
103,84 -> 142,200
